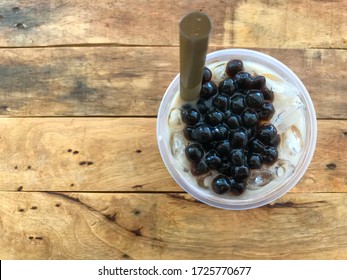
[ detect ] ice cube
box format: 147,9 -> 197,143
170,132 -> 185,157
247,169 -> 273,190
272,81 -> 300,95
271,159 -> 296,180
211,62 -> 227,83
170,132 -> 189,169
272,98 -> 305,133
247,159 -> 296,190
168,107 -> 182,126
280,125 -> 303,159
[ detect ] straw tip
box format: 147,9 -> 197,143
179,11 -> 211,40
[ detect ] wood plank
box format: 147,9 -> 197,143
0,47 -> 345,118
0,118 -> 345,193
232,0 -> 347,49
0,0 -> 345,48
1,191 -> 347,259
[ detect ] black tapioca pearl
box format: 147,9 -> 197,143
229,149 -> 246,166
248,138 -> 265,154
231,165 -> 250,182
250,75 -> 266,90
218,162 -> 232,176
202,67 -> 212,83
230,180 -> 246,196
181,107 -> 201,126
205,108 -> 224,126
229,94 -> 246,115
218,78 -> 236,96
262,146 -> 278,165
183,126 -> 194,141
205,151 -> 222,170
224,111 -> 241,129
212,94 -> 229,112
230,128 -> 248,149
185,143 -> 204,163
212,124 -> 230,141
215,140 -> 232,157
256,123 -> 278,146
200,81 -> 218,99
261,86 -> 274,102
225,59 -> 244,77
241,109 -> 259,128
235,71 -> 252,89
258,101 -> 275,121
245,90 -> 265,109
212,174 -> 231,194
247,153 -> 263,169
191,124 -> 213,144
197,98 -> 212,114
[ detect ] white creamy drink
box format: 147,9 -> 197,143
167,59 -> 306,199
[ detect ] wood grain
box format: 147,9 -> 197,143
1,191 -> 347,259
0,118 -> 345,192
0,47 -> 346,118
0,0 -> 345,48
232,0 -> 347,49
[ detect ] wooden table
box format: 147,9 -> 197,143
0,0 -> 346,260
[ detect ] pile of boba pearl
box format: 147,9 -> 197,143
181,59 -> 280,196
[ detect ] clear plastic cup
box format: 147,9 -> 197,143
157,49 -> 317,210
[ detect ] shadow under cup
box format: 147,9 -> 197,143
157,49 -> 317,210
